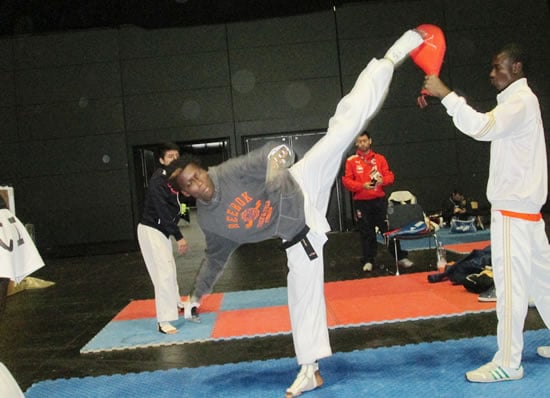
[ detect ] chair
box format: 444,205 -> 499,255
383,191 -> 439,275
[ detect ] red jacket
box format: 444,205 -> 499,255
342,149 -> 394,201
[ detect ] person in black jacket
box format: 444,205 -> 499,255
442,189 -> 469,225
137,142 -> 188,334
442,189 -> 484,231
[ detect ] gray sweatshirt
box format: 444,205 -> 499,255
192,143 -> 305,298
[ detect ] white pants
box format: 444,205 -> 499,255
137,224 -> 180,323
0,362 -> 24,398
491,211 -> 550,368
287,58 -> 394,365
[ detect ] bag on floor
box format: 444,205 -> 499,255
463,266 -> 494,293
450,216 -> 477,233
446,245 -> 491,285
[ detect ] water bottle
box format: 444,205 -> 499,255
436,241 -> 446,273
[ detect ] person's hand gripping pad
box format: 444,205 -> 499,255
410,24 -> 446,108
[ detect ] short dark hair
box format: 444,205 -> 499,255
359,131 -> 371,139
165,154 -> 201,191
157,142 -> 180,160
451,189 -> 463,196
500,43 -> 528,76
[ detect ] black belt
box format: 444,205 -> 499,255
280,225 -> 318,260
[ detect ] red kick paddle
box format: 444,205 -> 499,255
409,24 -> 446,108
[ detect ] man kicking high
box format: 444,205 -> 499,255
167,28 -> 425,397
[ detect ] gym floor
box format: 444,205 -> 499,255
0,210 -> 547,392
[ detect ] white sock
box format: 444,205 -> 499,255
301,362 -> 318,372
384,29 -> 424,66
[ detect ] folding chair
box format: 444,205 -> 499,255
383,191 -> 439,275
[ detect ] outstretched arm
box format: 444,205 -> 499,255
191,232 -> 239,300
423,75 -> 529,141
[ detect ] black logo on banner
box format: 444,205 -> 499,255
0,216 -> 25,252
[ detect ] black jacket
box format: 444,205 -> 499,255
140,168 -> 183,240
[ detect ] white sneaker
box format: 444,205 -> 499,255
397,258 -> 414,268
157,321 -> 177,334
537,346 -> 550,358
182,298 -> 201,323
362,262 -> 373,272
466,361 -> 523,383
285,364 -> 323,397
384,29 -> 424,66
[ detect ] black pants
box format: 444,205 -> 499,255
354,198 -> 406,264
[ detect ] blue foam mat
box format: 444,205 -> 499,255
27,329 -> 549,398
220,286 -> 287,311
81,313 -> 218,351
80,288 -> 290,353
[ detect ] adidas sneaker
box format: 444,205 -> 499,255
466,361 -> 523,383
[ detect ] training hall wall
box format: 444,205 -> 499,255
0,0 -> 548,253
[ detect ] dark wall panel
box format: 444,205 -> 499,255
0,39 -> 14,71
0,40 -> 14,109
124,87 -> 233,130
15,62 -> 122,105
227,11 -> 336,48
0,143 -> 18,185
18,169 -> 132,247
17,134 -> 127,177
445,26 -> 550,67
0,71 -> 15,108
229,41 -> 339,84
118,25 -> 227,59
530,67 -> 550,107
232,77 -> 340,122
17,98 -> 124,140
336,0 -> 444,40
121,51 -> 230,95
0,106 -> 17,143
444,0 -> 549,30
380,140 -> 457,179
13,30 -> 119,69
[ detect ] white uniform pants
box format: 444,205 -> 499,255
491,211 -> 550,368
137,224 -> 180,323
0,362 -> 24,398
287,58 -> 394,365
